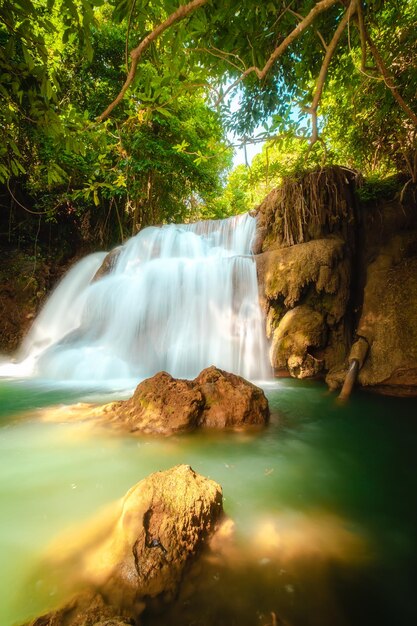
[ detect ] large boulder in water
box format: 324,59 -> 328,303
110,371 -> 205,434
195,366 -> 269,429
26,465 -> 223,625
107,366 -> 269,435
88,464 -> 223,604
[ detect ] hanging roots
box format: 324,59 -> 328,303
258,166 -> 357,249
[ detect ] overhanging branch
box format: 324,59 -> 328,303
365,31 -> 417,127
217,0 -> 340,105
98,0 -> 209,122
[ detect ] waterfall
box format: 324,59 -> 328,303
1,213 -> 270,383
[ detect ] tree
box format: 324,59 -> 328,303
1,0 -> 416,254
101,0 -> 417,180
0,0 -> 97,182
0,0 -> 232,248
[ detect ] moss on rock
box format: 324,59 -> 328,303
270,305 -> 327,378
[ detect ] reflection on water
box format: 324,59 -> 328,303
0,379 -> 417,625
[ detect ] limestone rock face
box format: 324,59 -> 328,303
270,305 -> 327,378
256,237 -> 350,322
254,168 -> 417,394
106,366 -> 269,435
355,234 -> 417,395
26,465 -> 223,626
256,237 -> 351,377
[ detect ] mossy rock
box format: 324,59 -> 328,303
270,305 -> 327,378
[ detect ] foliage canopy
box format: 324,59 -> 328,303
1,0 -> 416,249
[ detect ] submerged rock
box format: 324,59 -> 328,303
99,366 -> 269,435
25,465 -> 223,625
27,591 -> 134,626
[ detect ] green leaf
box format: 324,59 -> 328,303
156,107 -> 173,118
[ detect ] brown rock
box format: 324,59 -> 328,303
92,247 -> 122,282
98,464 -> 223,604
27,591 -> 135,626
105,367 -> 269,435
255,236 -> 352,379
256,237 -> 349,319
355,233 -> 417,395
196,366 -> 269,428
112,371 -> 205,435
25,465 -> 223,625
270,305 -> 327,379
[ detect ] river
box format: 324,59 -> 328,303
1,377 -> 416,626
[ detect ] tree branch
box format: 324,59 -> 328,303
308,0 -> 358,144
218,0 -> 340,105
125,0 -> 138,72
356,0 -> 367,71
365,30 -> 417,127
98,0 -> 209,122
191,46 -> 246,73
287,7 -> 328,51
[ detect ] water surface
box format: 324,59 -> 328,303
1,378 -> 416,626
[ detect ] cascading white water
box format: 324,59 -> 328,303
1,213 -> 270,382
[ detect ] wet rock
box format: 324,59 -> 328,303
25,465 -> 223,625
256,237 -> 349,320
105,366 -> 269,435
256,171 -> 417,395
110,371 -> 205,435
270,306 -> 327,378
92,247 -> 122,282
196,366 -> 269,428
256,238 -> 351,378
95,464 -> 223,604
27,591 -> 135,626
355,233 -> 417,395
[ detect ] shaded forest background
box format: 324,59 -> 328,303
0,0 -> 416,258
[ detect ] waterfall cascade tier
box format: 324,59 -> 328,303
2,214 -> 270,383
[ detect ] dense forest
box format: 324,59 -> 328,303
1,0 -> 416,252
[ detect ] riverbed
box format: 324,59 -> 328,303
0,378 -> 416,626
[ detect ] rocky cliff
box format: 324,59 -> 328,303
254,167 -> 417,397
